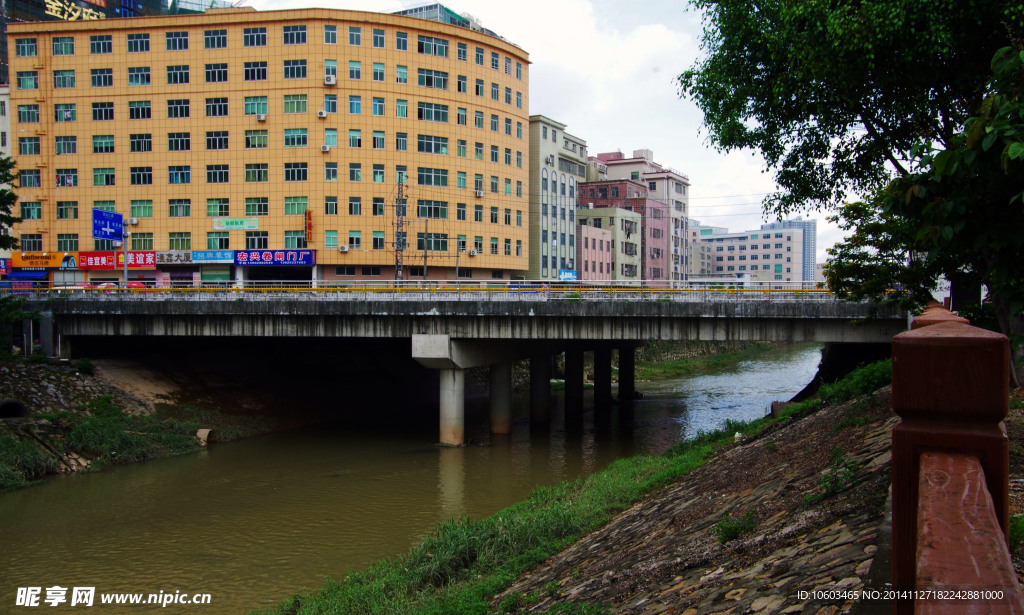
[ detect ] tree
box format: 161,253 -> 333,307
826,48 -> 1024,382
678,0 -> 1018,217
0,154 -> 21,250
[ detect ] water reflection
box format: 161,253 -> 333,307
0,344 -> 822,614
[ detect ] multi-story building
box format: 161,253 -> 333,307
761,217 -> 816,281
576,205 -> 641,284
686,220 -> 716,277
593,149 -> 689,283
0,84 -> 9,157
697,225 -> 804,283
577,179 -> 669,283
576,222 -> 611,281
527,115 -> 586,281
7,6 -> 531,286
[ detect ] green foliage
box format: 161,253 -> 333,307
0,154 -> 20,250
26,352 -> 46,364
804,447 -> 860,506
1010,514 -> 1024,555
76,357 -> 95,375
0,433 -> 62,491
64,396 -> 200,466
714,508 -> 758,543
817,360 -> 892,406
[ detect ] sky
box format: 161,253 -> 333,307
245,0 -> 845,264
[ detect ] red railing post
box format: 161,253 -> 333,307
891,304 -> 1011,613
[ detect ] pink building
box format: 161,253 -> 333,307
577,224 -> 613,281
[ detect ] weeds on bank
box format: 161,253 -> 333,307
803,447 -> 860,506
714,509 -> 758,543
1010,515 -> 1024,556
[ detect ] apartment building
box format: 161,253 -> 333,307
7,6 -> 530,285
576,222 -> 611,281
577,179 -> 669,283
593,149 -> 689,283
527,115 -> 587,281
576,205 -> 641,284
761,217 -> 816,282
698,225 -> 804,283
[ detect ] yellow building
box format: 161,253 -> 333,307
7,6 -> 530,285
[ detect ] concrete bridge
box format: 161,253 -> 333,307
21,287 -> 907,445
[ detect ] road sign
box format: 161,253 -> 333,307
92,209 -> 123,241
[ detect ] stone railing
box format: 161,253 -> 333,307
891,303 -> 1024,613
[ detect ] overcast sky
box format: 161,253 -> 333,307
246,0 -> 844,263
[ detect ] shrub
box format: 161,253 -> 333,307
804,447 -> 859,506
1010,514 -> 1024,556
76,357 -> 95,375
714,509 -> 758,543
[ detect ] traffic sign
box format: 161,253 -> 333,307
92,209 -> 123,241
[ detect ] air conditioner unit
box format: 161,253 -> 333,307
129,217 -> 139,225
468,249 -> 478,257
324,75 -> 337,85
112,240 -> 123,248
546,155 -> 554,165
475,190 -> 484,198
317,110 -> 327,118
256,114 -> 267,122
321,145 -> 331,152
338,245 -> 349,252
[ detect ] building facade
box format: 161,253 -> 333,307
594,149 -> 689,283
577,179 -> 669,284
527,115 -> 586,281
760,217 -> 816,281
7,7 -> 531,285
576,205 -> 641,284
575,222 -> 610,281
697,226 -> 804,283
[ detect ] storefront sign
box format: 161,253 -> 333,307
155,251 -> 193,265
44,0 -> 105,21
0,259 -> 11,275
559,269 -> 578,281
79,251 -> 156,270
13,252 -> 79,270
235,250 -> 315,266
213,218 -> 259,231
192,250 -> 235,264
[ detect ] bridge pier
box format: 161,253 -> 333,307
438,368 -> 465,447
594,348 -> 613,409
564,350 -> 585,426
489,362 -> 512,434
618,346 -> 636,402
530,355 -> 552,429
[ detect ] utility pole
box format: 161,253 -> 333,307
423,219 -> 428,279
394,178 -> 406,282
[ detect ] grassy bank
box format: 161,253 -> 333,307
633,341 -> 783,381
261,358 -> 892,615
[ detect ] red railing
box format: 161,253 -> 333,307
891,303 -> 1024,613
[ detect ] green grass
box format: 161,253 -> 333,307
714,509 -> 758,543
803,447 -> 860,506
633,342 -> 776,381
0,433 -> 63,491
1010,514 -> 1024,556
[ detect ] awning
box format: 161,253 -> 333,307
5,271 -> 49,280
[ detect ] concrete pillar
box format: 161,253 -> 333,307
564,350 -> 584,426
530,355 -> 552,428
438,368 -> 465,446
38,312 -> 55,358
594,348 -> 613,408
489,362 -> 512,434
618,346 -> 636,402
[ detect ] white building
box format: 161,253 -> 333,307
761,217 -> 817,281
694,223 -> 804,283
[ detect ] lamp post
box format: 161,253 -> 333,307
122,230 -> 129,288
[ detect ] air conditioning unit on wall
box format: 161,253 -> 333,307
469,249 -> 478,256
324,75 -> 337,85
338,245 -> 349,252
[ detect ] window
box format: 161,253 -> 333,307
505,118 -> 512,135
205,63 -> 227,83
324,25 -> 337,44
516,62 -> 522,79
206,232 -> 229,250
243,27 -> 266,47
244,96 -> 268,115
516,151 -> 522,167
91,68 -> 113,87
417,167 -> 447,186
167,132 -> 190,151
90,168 -> 114,187
284,60 -> 307,79
349,96 -> 362,114
373,29 -> 384,47
244,197 -> 268,216
395,132 -> 407,150
373,131 -> 385,149
129,134 -> 152,153
491,176 -> 499,193
349,26 -> 361,45
168,232 -> 191,251
396,65 -> 408,84
490,145 -> 499,162
490,237 -> 498,255
56,169 -> 78,187
284,196 -> 307,215
348,163 -> 361,182
417,233 -> 448,251
418,135 -> 448,155
283,94 -> 307,113
18,105 -> 39,123
491,114 -> 499,131
491,82 -> 499,100
373,63 -> 384,81
284,162 -> 307,182
202,29 -> 227,49
323,129 -> 338,148
396,31 -> 408,50
324,197 -> 338,215
20,170 -> 41,188
127,33 -> 149,53
168,166 -> 191,184
129,100 -> 151,119
516,210 -> 522,226
206,97 -> 228,117
21,202 -> 41,220
53,37 -> 74,55
347,197 -> 361,215
324,162 -> 338,181
15,38 -> 37,57
57,201 -> 79,219
207,198 -> 230,217
284,128 -> 307,147
92,135 -> 114,154
127,66 -> 150,86
165,31 -> 188,51
417,102 -> 448,122
168,199 -> 191,217
206,165 -> 229,183
57,234 -> 79,251
244,164 -> 268,183
418,200 -> 447,219
417,68 -> 448,89
373,198 -> 385,216
372,97 -> 384,116
348,232 -> 362,249
474,174 -> 484,191
54,70 -> 75,89
130,200 -> 153,218
166,65 -> 189,84
244,61 -> 267,81
516,92 -> 522,108
324,95 -> 337,114
396,99 -> 408,117
474,111 -> 483,129
490,206 -> 498,223
17,72 -> 38,90
283,25 -> 306,45
20,137 -> 40,155
244,231 -> 268,249
396,165 -> 408,184
284,231 -> 307,249
491,51 -> 499,69
167,99 -> 190,118
55,104 -> 76,122
373,164 -> 384,183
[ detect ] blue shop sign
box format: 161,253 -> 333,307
234,250 -> 315,266
192,250 -> 235,264
559,269 -> 578,281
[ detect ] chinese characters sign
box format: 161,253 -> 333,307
45,0 -> 106,20
78,251 -> 156,270
212,218 -> 259,231
234,250 -> 315,266
155,251 -> 193,265
191,250 -> 235,263
13,252 -> 78,270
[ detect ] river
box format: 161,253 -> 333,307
0,343 -> 823,614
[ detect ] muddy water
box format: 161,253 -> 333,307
0,344 -> 822,613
